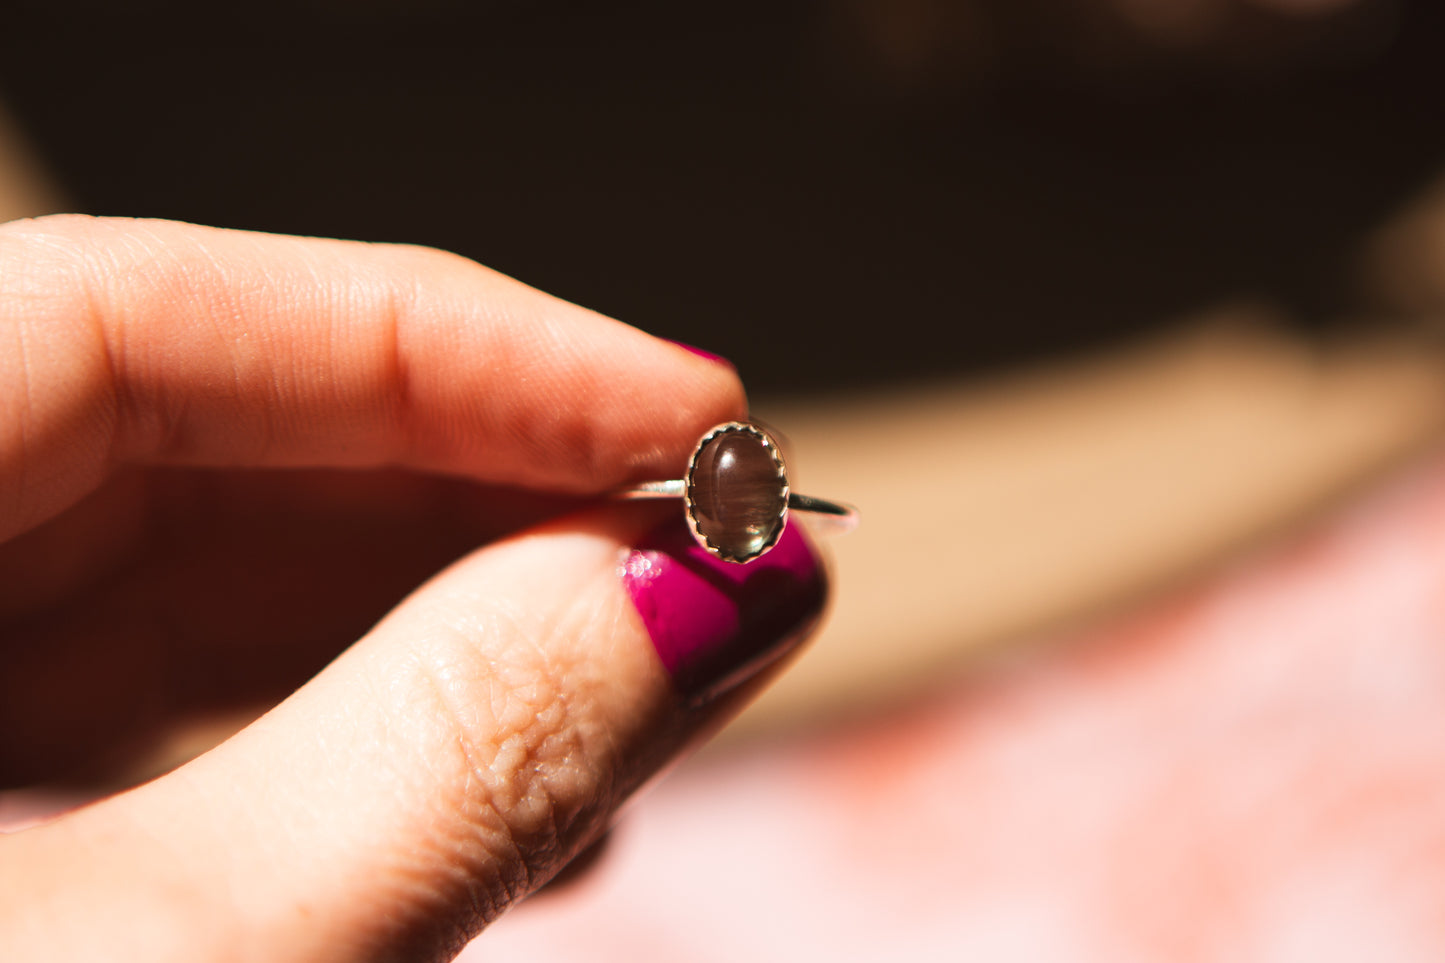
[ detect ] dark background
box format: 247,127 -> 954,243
3,0 -> 1443,396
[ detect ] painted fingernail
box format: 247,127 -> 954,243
620,518 -> 826,705
664,339 -> 734,369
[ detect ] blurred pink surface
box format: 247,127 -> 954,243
472,450 -> 1445,961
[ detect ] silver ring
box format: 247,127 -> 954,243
614,421 -> 858,563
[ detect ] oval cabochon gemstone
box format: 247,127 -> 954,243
688,428 -> 788,562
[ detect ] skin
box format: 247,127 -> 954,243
0,215 -> 799,962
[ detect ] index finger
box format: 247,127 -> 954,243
0,215 -> 745,538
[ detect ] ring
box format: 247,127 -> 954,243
614,421 -> 859,563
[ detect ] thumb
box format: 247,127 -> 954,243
0,509 -> 826,962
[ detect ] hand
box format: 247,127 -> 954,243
0,215 -> 828,961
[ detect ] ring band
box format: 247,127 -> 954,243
614,421 -> 859,563
617,482 -> 858,529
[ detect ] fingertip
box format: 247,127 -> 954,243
1,217 -> 754,521
621,516 -> 827,706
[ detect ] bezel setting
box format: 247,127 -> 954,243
683,421 -> 791,563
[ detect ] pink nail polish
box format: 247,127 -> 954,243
664,339 -> 734,369
620,518 -> 826,705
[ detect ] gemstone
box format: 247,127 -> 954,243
688,426 -> 788,562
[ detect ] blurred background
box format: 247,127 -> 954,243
5,0 -> 1445,958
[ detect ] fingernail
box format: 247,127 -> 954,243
664,339 -> 734,369
620,518 -> 826,705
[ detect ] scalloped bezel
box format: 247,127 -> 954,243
683,421 -> 790,563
